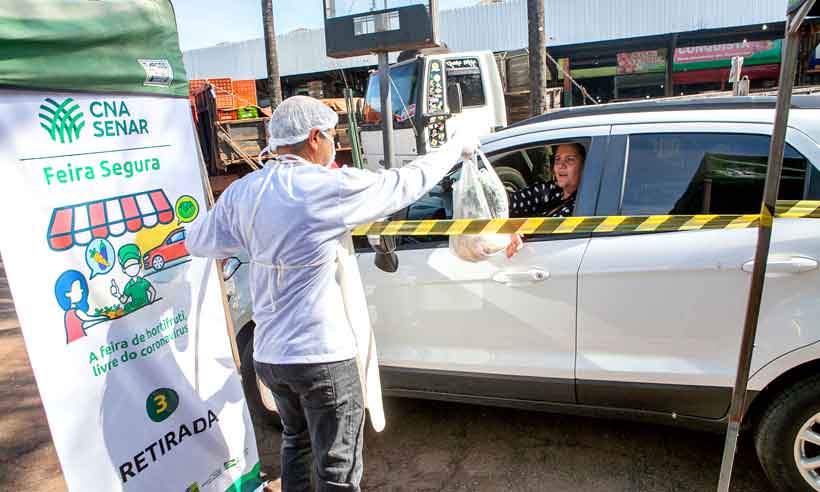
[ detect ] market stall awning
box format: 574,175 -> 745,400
48,189 -> 174,251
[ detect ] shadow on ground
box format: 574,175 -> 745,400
255,395 -> 773,492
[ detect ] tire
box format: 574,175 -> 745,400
755,373 -> 820,492
494,166 -> 528,193
151,255 -> 165,272
239,332 -> 283,431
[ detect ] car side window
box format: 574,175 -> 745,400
169,231 -> 184,243
621,133 -> 813,216
399,138 -> 592,248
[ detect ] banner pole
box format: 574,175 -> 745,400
191,113 -> 243,374
715,3 -> 814,490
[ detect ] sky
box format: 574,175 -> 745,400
171,0 -> 480,51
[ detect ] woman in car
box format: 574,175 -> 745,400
508,142 -> 585,218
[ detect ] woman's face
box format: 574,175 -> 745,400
553,144 -> 584,193
66,280 -> 85,304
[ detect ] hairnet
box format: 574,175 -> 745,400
267,95 -> 339,149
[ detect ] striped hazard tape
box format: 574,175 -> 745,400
350,200 -> 820,237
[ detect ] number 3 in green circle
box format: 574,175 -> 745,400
146,388 -> 179,422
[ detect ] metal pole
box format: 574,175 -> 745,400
378,52 -> 395,169
261,0 -> 283,107
665,34 -> 677,97
716,6 -> 809,491
344,88 -> 364,169
527,0 -> 547,116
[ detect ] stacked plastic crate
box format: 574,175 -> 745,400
208,78 -> 236,120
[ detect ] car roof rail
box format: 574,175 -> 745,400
507,94 -> 820,129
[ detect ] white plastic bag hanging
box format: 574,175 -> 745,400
449,150 -> 511,262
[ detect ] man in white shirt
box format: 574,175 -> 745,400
186,96 -> 479,491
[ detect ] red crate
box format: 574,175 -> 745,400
208,78 -> 234,109
231,79 -> 258,108
189,79 -> 207,95
217,109 -> 237,121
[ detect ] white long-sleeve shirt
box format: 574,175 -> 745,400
186,139 -> 465,364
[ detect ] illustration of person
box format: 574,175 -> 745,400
54,270 -> 106,344
110,244 -> 157,313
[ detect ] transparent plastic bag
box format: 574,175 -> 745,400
449,150 -> 511,262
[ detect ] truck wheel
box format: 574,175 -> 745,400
239,332 -> 283,431
494,166 -> 528,193
755,373 -> 820,492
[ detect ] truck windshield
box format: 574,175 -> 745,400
363,60 -> 418,126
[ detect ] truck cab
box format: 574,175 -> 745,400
360,50 -> 506,171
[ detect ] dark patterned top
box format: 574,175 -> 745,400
508,179 -> 576,218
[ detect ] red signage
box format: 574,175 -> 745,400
617,50 -> 666,75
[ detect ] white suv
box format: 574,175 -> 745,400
229,96 -> 820,492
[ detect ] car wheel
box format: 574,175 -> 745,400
494,166 -> 528,193
755,373 -> 820,491
239,331 -> 283,431
151,255 -> 165,271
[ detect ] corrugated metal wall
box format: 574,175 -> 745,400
182,0 -> 788,80
544,0 -> 785,46
182,30 -> 397,81
439,0 -> 527,52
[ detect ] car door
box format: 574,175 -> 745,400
357,126 -> 610,403
576,122 -> 820,419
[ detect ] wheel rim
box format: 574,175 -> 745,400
794,411 -> 820,490
152,256 -> 164,270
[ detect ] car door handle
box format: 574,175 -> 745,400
742,256 -> 819,274
492,268 -> 550,284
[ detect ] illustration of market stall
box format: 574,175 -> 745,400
46,188 -> 199,342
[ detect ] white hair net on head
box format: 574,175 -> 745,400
266,95 -> 339,149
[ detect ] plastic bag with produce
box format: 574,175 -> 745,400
449,150 -> 511,262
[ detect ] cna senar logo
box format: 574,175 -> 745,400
38,97 -> 150,144
39,98 -> 86,144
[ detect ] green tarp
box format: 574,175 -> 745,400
0,0 -> 188,97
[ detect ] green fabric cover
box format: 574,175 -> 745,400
0,0 -> 188,96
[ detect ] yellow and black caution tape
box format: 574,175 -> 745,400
775,200 -> 820,218
350,200 -> 820,237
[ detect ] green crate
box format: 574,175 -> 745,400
236,105 -> 259,119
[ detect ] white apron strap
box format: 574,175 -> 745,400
245,157 -> 331,311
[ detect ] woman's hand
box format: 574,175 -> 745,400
506,234 -> 523,258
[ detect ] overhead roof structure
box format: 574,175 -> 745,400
182,0 -> 788,80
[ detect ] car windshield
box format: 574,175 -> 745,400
363,59 -> 419,125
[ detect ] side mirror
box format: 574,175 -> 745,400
222,257 -> 242,281
368,235 -> 399,273
447,83 -> 464,115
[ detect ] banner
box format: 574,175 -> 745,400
674,40 -> 780,69
0,88 -> 263,491
616,49 -> 667,75
0,3 -> 263,489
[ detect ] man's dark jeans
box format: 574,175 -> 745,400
254,358 -> 364,492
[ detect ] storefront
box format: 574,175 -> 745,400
546,22 -> 807,105
611,40 -> 781,99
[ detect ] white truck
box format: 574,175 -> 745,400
358,50 -> 521,185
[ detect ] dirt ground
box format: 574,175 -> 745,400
1,260 -> 773,492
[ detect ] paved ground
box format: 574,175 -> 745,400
1,260 -> 773,492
